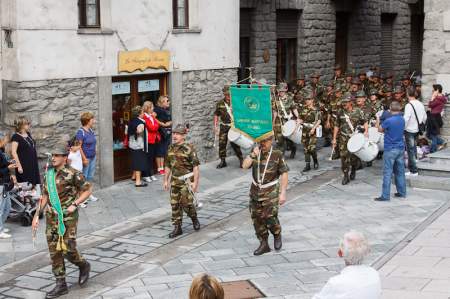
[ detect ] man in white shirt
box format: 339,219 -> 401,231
403,87 -> 427,176
313,231 -> 381,299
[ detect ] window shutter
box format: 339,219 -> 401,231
276,10 -> 299,39
381,14 -> 395,74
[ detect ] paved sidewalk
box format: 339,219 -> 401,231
380,208 -> 450,299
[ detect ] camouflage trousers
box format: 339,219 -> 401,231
46,211 -> 85,279
339,135 -> 358,174
249,197 -> 281,241
170,182 -> 197,226
219,125 -> 243,160
302,131 -> 317,163
273,118 -> 285,151
322,119 -> 332,143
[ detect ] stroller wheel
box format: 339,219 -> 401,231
21,215 -> 32,226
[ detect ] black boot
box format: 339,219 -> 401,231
323,139 -> 331,147
366,161 -> 372,167
169,225 -> 183,238
46,278 -> 68,299
216,159 -> 227,169
289,147 -> 296,159
350,167 -> 356,181
239,157 -> 243,168
313,156 -> 319,169
191,217 -> 201,231
274,233 -> 282,251
78,261 -> 91,286
253,237 -> 271,256
303,163 -> 311,172
342,173 -> 350,185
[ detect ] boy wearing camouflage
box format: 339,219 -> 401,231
242,136 -> 289,256
332,95 -> 368,185
214,86 -> 243,169
164,124 -> 201,238
31,143 -> 92,299
298,90 -> 321,171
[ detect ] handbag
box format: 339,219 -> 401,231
128,135 -> 144,150
409,102 -> 426,135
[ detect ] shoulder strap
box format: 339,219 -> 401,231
409,102 -> 421,124
46,168 -> 67,252
344,113 -> 355,133
78,128 -> 85,137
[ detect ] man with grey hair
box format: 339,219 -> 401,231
313,231 -> 381,299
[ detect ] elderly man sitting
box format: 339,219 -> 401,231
313,231 -> 381,299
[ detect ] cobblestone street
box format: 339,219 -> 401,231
1,148 -> 449,299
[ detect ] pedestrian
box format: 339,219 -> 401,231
142,101 -> 160,182
332,94 -> 368,185
11,116 -> 41,189
242,135 -> 289,256
427,84 -> 447,152
67,138 -> 83,172
214,85 -> 243,168
31,142 -> 92,299
189,274 -> 224,299
313,231 -> 381,299
298,89 -> 321,171
403,86 -> 427,176
76,112 -> 98,202
128,105 -> 149,187
374,101 -> 406,201
163,124 -> 201,238
154,96 -> 172,175
0,132 -> 17,239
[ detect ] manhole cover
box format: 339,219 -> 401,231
221,280 -> 265,299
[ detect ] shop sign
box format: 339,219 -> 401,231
138,79 -> 160,92
118,48 -> 170,73
112,81 -> 131,95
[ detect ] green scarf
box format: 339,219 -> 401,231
46,168 -> 67,252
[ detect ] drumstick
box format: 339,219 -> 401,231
329,146 -> 334,161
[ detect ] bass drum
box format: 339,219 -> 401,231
228,128 -> 255,149
347,133 -> 379,162
282,120 -> 302,144
368,127 -> 384,152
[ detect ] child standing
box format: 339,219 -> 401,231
68,138 -> 83,172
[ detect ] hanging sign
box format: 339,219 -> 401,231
118,48 -> 170,73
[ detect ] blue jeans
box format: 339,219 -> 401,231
404,132 -> 418,173
382,149 -> 407,200
430,134 -> 445,153
82,156 -> 96,181
0,186 -> 11,232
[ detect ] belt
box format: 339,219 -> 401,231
172,172 -> 194,181
252,179 -> 279,189
303,123 -> 314,128
219,122 -> 231,127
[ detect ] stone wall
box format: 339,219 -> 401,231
182,68 -> 237,161
1,78 -> 99,178
391,0 -> 412,75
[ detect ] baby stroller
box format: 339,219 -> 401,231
5,182 -> 42,226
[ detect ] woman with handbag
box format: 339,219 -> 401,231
128,106 -> 149,187
427,84 -> 447,153
154,96 -> 172,175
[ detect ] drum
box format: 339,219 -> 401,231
228,128 -> 254,149
316,125 -> 323,138
347,133 -> 379,162
368,127 -> 384,152
282,120 -> 302,144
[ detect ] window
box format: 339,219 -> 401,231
79,0 -> 100,28
173,0 -> 189,28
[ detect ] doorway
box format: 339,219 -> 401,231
335,12 -> 349,72
276,10 -> 299,83
112,73 -> 168,182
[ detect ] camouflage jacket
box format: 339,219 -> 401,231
310,83 -> 325,104
357,103 -> 373,123
274,94 -> 295,120
214,99 -> 233,124
42,165 -> 91,220
330,95 -> 342,120
250,148 -> 289,201
333,76 -> 346,88
369,100 -> 383,120
335,107 -> 366,136
167,143 -> 200,186
299,106 -> 321,131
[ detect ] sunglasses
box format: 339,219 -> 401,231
52,154 -> 67,157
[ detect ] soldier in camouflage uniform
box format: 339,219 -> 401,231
321,82 -> 334,147
333,64 -> 346,88
332,94 -> 368,185
293,73 -> 306,96
309,72 -> 325,106
32,143 -> 92,299
368,72 -> 382,93
242,135 -> 289,256
342,72 -> 353,93
369,89 -> 383,121
355,90 -> 372,123
299,90 -> 322,171
393,86 -> 408,111
214,86 -> 243,169
328,85 -> 344,160
164,124 -> 201,238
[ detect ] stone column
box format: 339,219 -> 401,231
392,0 -> 412,75
169,71 -> 183,126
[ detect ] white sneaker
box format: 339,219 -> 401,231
0,232 -> 11,239
405,172 -> 411,176
410,172 -> 419,176
80,202 -> 88,208
89,195 -> 99,202
143,177 -> 152,183
3,228 -> 10,233
150,176 -> 158,181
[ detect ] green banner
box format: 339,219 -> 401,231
230,84 -> 273,142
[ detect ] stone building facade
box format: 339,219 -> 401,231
239,0 -> 422,83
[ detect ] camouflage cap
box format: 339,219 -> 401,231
351,78 -> 361,85
369,89 -> 378,96
402,72 -> 411,80
334,84 -> 343,92
297,73 -> 305,80
341,93 -> 352,103
172,124 -> 188,135
222,85 -> 230,94
302,88 -> 314,100
358,70 -> 366,76
311,72 -> 321,78
326,81 -> 334,87
345,72 -> 353,78
382,85 -> 393,93
277,82 -> 288,91
394,86 -> 403,94
356,90 -> 366,98
334,64 -> 342,70
52,142 -> 69,156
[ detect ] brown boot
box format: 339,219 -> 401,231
191,217 -> 201,231
216,159 -> 227,169
46,278 -> 68,299
274,233 -> 282,251
169,224 -> 182,238
253,237 -> 271,256
78,261 -> 90,286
